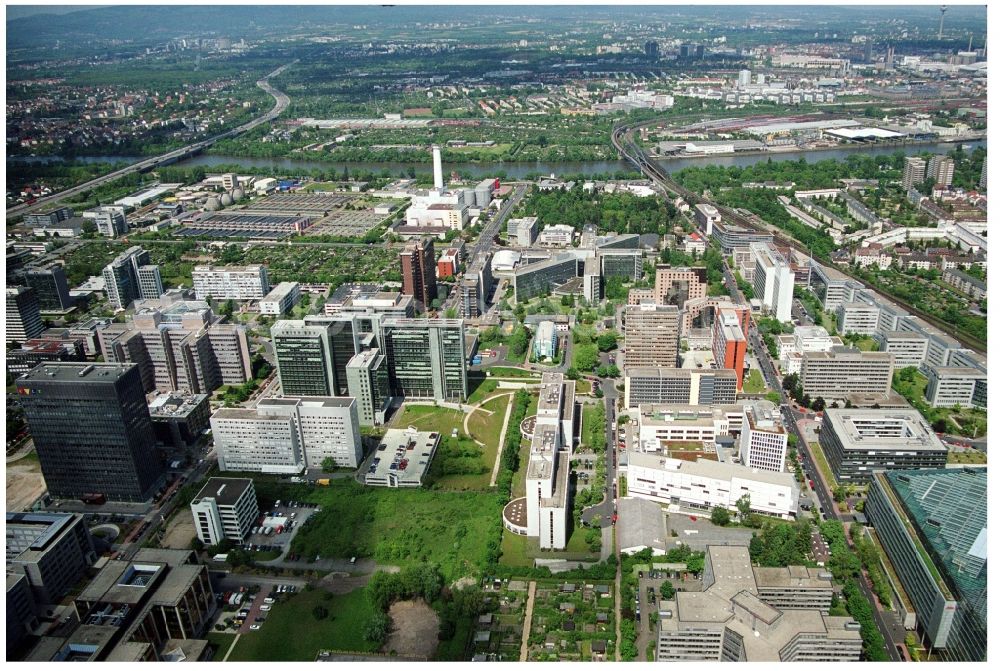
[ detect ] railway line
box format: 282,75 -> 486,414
612,120 -> 985,354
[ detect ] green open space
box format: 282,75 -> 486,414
580,404 -> 606,453
487,366 -> 539,379
742,369 -> 767,394
947,449 -> 986,465
204,633 -> 236,661
893,368 -> 987,438
228,588 -> 378,661
467,377 -> 499,404
288,479 -> 501,581
809,442 -> 837,487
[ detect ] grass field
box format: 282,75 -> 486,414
742,369 -> 767,394
488,366 -> 539,379
205,633 -> 236,661
947,449 -> 986,465
290,480 -> 502,581
809,442 -> 837,487
853,336 -> 879,352
228,588 -> 379,661
467,377 -> 499,404
500,522 -> 599,568
581,404 -> 606,452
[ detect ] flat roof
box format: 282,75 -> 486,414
822,409 -> 947,452
17,362 -> 132,384
366,427 -> 439,485
628,452 -> 796,488
193,478 -> 253,507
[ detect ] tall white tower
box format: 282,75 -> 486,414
432,145 -> 444,191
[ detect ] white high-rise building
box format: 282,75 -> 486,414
737,69 -> 752,88
751,242 -> 794,322
211,396 -> 363,473
738,403 -> 788,472
192,265 -> 270,301
190,478 -> 259,545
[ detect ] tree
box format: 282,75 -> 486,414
596,331 -> 619,352
566,367 -> 580,380
710,506 -> 731,526
811,396 -> 826,411
312,605 -> 329,621
364,611 -> 391,643
659,580 -> 676,600
735,494 -> 752,523
321,457 -> 338,472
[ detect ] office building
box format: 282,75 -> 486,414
624,367 -> 738,408
866,468 -> 985,661
379,318 -> 468,401
23,265 -> 74,311
23,207 -> 74,228
98,298 -> 252,395
513,254 -> 579,302
925,366 -> 986,409
503,373 -> 575,549
83,206 -> 128,237
191,265 -> 270,301
6,338 -> 87,376
148,393 -> 211,449
346,348 -> 392,426
628,453 -> 797,519
102,247 -> 163,310
25,548 -> 216,662
875,331 -> 929,369
507,216 -> 538,246
927,155 -> 955,187
645,40 -> 659,60
694,203 -> 722,235
272,315 -> 359,397
655,546 -> 860,662
16,363 -> 163,502
8,573 -> 39,658
600,249 -> 643,281
6,512 -> 97,605
799,349 -> 893,400
623,303 -> 680,368
712,309 -> 747,389
258,281 -> 301,315
532,320 -> 558,360
212,396 -> 363,473
738,403 -> 788,472
399,238 -> 437,308
538,224 -> 575,246
837,302 -> 881,335
636,401 -> 777,446
711,218 -> 774,254
7,286 -> 44,343
808,264 -> 860,311
903,157 -> 927,190
324,283 -> 415,319
582,257 -> 601,303
460,252 -> 493,318
777,325 -> 842,376
437,248 -> 460,279
818,408 -> 948,484
189,478 -> 259,546
654,266 -> 707,308
751,243 -> 794,323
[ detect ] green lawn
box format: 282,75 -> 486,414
392,404 -> 465,435
429,394 -> 511,491
742,369 -> 767,394
947,449 -> 986,464
205,633 -> 236,661
575,379 -> 592,395
290,480 -> 502,581
500,522 -> 599,568
228,588 -> 379,661
853,336 -> 879,352
819,312 -> 837,336
487,366 -> 539,379
467,377 -> 499,404
809,442 -> 837,487
581,404 -> 606,452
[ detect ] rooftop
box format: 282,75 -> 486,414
193,478 -> 254,508
822,409 -> 947,453
17,362 -> 132,385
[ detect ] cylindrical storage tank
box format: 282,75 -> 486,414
462,189 -> 476,208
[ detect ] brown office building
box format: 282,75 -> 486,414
399,238 -> 437,309
623,303 -> 680,368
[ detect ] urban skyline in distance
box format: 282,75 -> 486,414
4,2 -> 988,666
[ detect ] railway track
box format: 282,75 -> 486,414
612,121 -> 986,354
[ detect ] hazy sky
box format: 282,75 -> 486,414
6,5 -> 109,20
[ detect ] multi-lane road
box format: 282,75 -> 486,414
7,61 -> 296,222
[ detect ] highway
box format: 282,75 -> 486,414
7,61 -> 296,222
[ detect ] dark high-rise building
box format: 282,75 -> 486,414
271,315 -> 361,397
379,318 -> 467,401
16,363 -> 164,502
102,246 -> 163,310
679,43 -> 704,59
645,40 -> 659,61
23,265 -> 74,311
6,286 -> 44,344
399,238 -> 437,309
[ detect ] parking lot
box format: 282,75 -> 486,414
213,580 -> 304,635
242,499 -> 319,561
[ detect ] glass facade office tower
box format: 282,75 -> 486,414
379,318 -> 467,401
272,315 -> 360,397
16,363 -> 163,502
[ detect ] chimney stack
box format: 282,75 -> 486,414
432,145 -> 444,191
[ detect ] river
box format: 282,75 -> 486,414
8,140 -> 985,179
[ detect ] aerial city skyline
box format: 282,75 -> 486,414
4,3 -> 988,665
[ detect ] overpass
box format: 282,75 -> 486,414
6,61 -> 296,222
